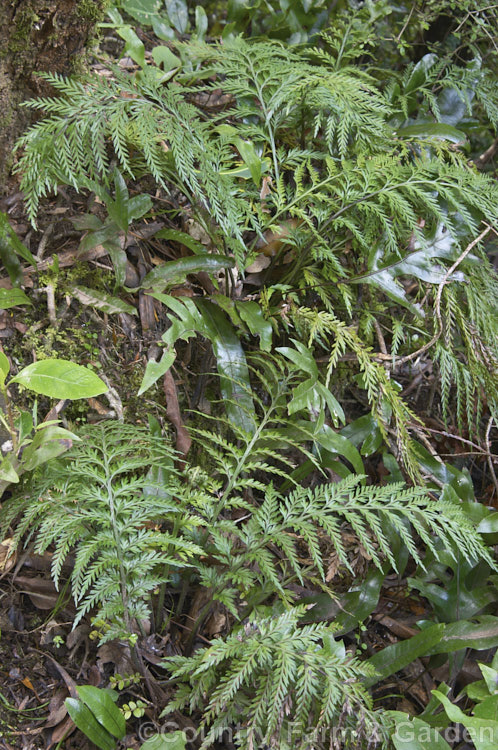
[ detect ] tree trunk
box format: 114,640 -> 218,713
0,0 -> 106,193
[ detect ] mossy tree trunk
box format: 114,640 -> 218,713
0,0 -> 106,194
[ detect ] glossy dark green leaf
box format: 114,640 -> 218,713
152,45 -> 181,70
194,299 -> 256,434
0,288 -> 32,309
104,239 -> 128,289
236,301 -> 272,352
65,698 -> 117,750
433,691 -> 498,750
152,15 -> 175,40
120,0 -> 161,24
0,240 -> 23,287
16,410 -> 34,444
138,349 -> 176,396
364,624 -> 445,687
154,229 -> 205,255
362,246 -> 425,318
20,425 -> 79,471
195,5 -> 208,39
139,255 -> 235,291
141,732 -> 187,750
387,712 -> 452,750
107,170 -> 130,232
404,54 -> 437,95
118,25 -> 146,67
128,194 -> 153,222
0,351 -> 10,384
277,340 -> 319,377
427,616 -> 498,655
11,360 -> 108,399
76,686 -> 126,739
79,222 -> 120,252
437,86 -> 470,126
300,568 -> 384,634
397,123 -> 467,143
312,424 -> 365,475
0,211 -> 37,266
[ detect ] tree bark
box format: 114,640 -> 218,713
0,0 -> 106,193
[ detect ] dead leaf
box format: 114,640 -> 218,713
46,714 -> 75,749
45,689 -> 69,728
163,370 -> 191,460
15,576 -> 61,610
245,254 -> 271,274
0,537 -> 16,573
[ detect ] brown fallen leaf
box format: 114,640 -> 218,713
163,370 -> 191,461
0,537 -> 16,573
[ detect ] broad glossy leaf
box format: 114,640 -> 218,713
437,86 -> 470,126
195,5 -> 207,39
120,0 -> 161,24
362,246 -> 424,318
65,698 -> 117,750
474,694 -> 498,721
0,240 -> 23,287
138,349 -> 176,396
139,254 -> 235,291
0,351 -> 9,383
315,382 -> 345,426
76,686 -> 126,739
301,568 -> 384,634
107,170 -> 130,232
154,229 -> 205,255
11,360 -> 108,399
0,212 -> 37,266
388,712 -> 452,750
409,573 -> 494,622
72,286 -> 137,316
237,301 -> 272,352
397,123 -> 467,143
234,138 -> 263,185
433,691 -> 498,750
0,457 -> 19,483
16,410 -> 34,444
152,45 -> 181,70
364,624 -> 445,687
404,54 -> 438,95
20,425 -> 78,471
277,340 -> 318,377
480,664 -> 498,695
427,616 -> 498,654
118,26 -> 146,68
79,222 -> 120,252
141,732 -> 187,750
128,194 -> 152,221
0,288 -> 32,309
312,424 -> 365,475
104,239 -> 128,289
166,0 -> 188,33
194,299 -> 256,434
477,513 -> 498,534
152,16 -> 175,40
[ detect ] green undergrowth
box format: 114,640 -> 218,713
1,0 -> 498,748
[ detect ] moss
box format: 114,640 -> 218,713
76,0 -> 108,23
9,7 -> 38,54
